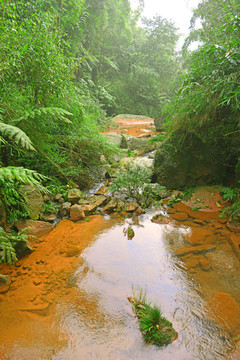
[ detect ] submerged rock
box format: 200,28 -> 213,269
208,292 -> 240,335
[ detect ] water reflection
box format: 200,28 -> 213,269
0,211 -> 238,360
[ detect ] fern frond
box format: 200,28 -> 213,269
0,166 -> 48,193
0,122 -> 35,151
16,107 -> 73,124
0,227 -> 18,265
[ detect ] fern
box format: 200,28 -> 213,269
0,227 -> 18,264
0,167 -> 47,192
16,107 -> 73,125
0,227 -> 32,265
0,122 -> 35,151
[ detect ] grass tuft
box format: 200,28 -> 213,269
128,287 -> 178,347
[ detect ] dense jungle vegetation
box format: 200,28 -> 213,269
0,0 -> 240,261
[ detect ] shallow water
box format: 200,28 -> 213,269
0,210 -> 239,360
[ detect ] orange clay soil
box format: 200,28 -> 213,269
0,216 -> 120,349
103,116 -> 156,137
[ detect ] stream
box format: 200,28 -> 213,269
0,208 -> 239,360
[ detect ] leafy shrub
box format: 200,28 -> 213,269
110,162 -> 152,204
220,186 -> 240,220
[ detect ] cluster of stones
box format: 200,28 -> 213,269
14,186 -> 145,237
59,188 -> 145,221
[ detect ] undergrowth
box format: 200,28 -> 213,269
220,187 -> 240,220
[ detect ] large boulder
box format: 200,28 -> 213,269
126,136 -> 149,151
104,134 -> 128,149
15,219 -> 53,235
154,132 -> 225,189
20,185 -> 44,220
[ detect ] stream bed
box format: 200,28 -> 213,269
0,209 -> 239,359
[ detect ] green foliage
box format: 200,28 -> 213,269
129,288 -> 177,347
220,186 -> 240,220
0,227 -> 30,265
0,122 -> 35,151
165,0 -> 240,172
0,167 -> 47,223
110,162 -> 152,204
148,133 -> 167,144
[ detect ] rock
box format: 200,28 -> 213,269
199,256 -> 211,271
135,206 -> 145,214
171,212 -> 188,221
20,185 -> 44,220
193,219 -> 206,226
127,227 -> 135,240
67,188 -> 82,204
154,132 -> 225,189
80,204 -> 96,216
0,274 -> 10,285
95,185 -> 110,195
138,133 -> 151,138
207,292 -> 240,335
125,201 -> 139,212
152,214 -> 171,225
173,202 -> 218,222
103,198 -> 118,213
127,136 -> 149,151
116,200 -> 125,211
175,244 -> 216,257
0,275 -> 11,294
185,228 -> 213,245
131,157 -> 154,169
218,217 -> 228,224
14,239 -> 33,259
88,195 -> 108,208
69,205 -> 85,221
41,213 -> 57,223
167,207 -> 176,214
54,193 -> 63,202
64,246 -> 81,257
15,219 -> 53,235
104,134 -> 128,149
229,234 -> 240,260
59,202 -> 71,217
227,221 -> 240,233
78,199 -> 90,205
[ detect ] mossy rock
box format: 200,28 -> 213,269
154,132 -> 225,189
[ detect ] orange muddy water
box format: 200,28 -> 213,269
0,210 -> 240,360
